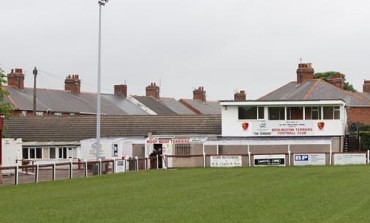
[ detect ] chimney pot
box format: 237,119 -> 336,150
328,73 -> 344,89
7,68 -> 25,89
193,86 -> 206,102
297,63 -> 314,83
114,84 -> 127,98
146,82 -> 160,99
65,74 -> 81,94
363,79 -> 370,93
234,90 -> 246,101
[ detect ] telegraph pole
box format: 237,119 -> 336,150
33,67 -> 38,116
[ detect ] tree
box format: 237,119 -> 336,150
0,67 -> 13,118
314,71 -> 356,92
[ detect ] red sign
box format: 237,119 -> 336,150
242,122 -> 249,131
317,122 -> 325,130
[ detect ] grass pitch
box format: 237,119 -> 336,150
1,166 -> 370,223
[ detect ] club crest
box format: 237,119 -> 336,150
242,122 -> 249,131
317,122 -> 325,130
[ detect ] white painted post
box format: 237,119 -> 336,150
144,157 -> 148,170
35,163 -> 39,183
99,159 -> 102,175
367,150 -> 370,165
248,145 -> 251,167
329,143 -> 332,165
288,145 -> 291,166
216,145 -> 219,155
203,152 -> 206,168
203,144 -> 206,168
84,160 -> 88,177
163,155 -> 167,169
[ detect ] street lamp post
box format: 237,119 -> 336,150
96,0 -> 109,160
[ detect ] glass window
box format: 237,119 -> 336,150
323,106 -> 334,119
238,106 -> 257,119
22,148 -> 29,159
287,107 -> 303,120
323,106 -> 341,120
334,106 -> 340,119
59,147 -> 67,159
305,107 -> 321,120
238,106 -> 264,119
36,148 -> 42,159
50,147 -> 56,159
30,148 -> 35,159
268,107 -> 285,120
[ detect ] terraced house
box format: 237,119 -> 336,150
2,63 -> 370,168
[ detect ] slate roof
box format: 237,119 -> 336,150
179,99 -> 221,115
132,96 -> 178,115
258,79 -> 370,106
4,115 -> 221,142
4,87 -> 129,115
101,94 -> 149,115
159,98 -> 196,115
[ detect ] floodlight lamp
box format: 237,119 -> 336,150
98,0 -> 109,6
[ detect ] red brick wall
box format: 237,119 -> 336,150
347,107 -> 370,124
146,83 -> 160,99
64,75 -> 81,94
193,86 -> 206,102
296,63 -> 314,83
363,80 -> 370,93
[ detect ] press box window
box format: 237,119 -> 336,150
287,107 -> 303,120
268,107 -> 285,120
323,106 -> 340,120
305,107 -> 321,120
238,106 -> 264,120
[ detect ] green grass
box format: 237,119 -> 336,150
1,166 -> 370,223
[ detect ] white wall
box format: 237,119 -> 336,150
221,103 -> 346,137
79,137 -> 145,160
2,138 -> 22,168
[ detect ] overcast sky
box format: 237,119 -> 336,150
1,0 -> 370,100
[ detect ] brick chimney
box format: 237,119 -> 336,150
363,80 -> 370,93
297,63 -> 314,83
234,90 -> 246,101
7,68 -> 25,89
146,82 -> 160,99
328,73 -> 344,89
193,86 -> 206,102
64,74 -> 81,94
114,84 -> 127,97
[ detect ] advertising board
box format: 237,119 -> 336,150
293,154 -> 326,166
115,160 -> 126,173
333,154 -> 366,165
210,156 -> 242,167
254,154 -> 285,167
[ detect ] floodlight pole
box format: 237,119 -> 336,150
0,114 -> 3,184
96,0 -> 109,160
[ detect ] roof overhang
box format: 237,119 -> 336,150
220,99 -> 346,107
204,137 -> 333,146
